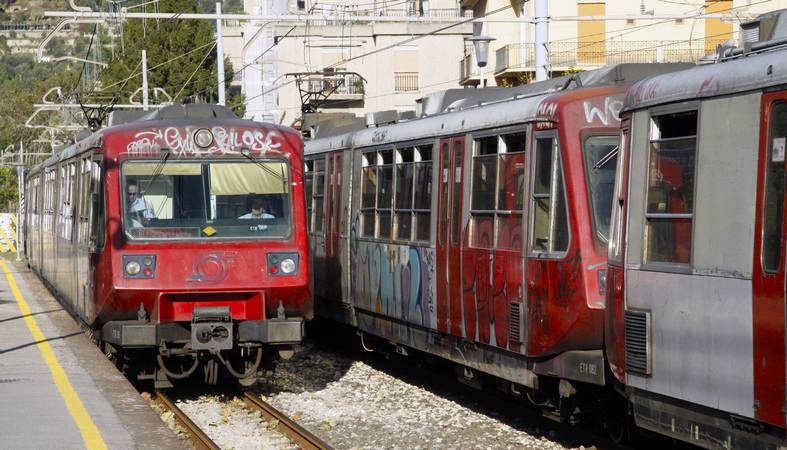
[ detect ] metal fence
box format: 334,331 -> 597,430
306,74 -> 365,96
495,40 -> 731,73
394,72 -> 419,92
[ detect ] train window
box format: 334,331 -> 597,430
377,150 -> 394,239
394,147 -> 415,241
412,147 -> 432,242
470,132 -> 526,250
313,159 -> 325,233
583,135 -> 619,243
644,110 -> 697,265
451,141 -> 463,246
529,135 -> 570,255
361,153 -> 377,237
609,127 -> 629,264
762,101 -> 787,273
438,143 -> 450,246
121,160 -> 293,240
89,157 -> 105,250
304,161 -> 313,232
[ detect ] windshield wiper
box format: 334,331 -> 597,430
239,150 -> 287,190
592,145 -> 619,172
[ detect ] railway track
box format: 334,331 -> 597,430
242,392 -> 333,450
151,392 -> 221,450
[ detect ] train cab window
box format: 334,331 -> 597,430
583,135 -> 619,243
644,110 -> 697,265
529,134 -> 569,255
470,132 -> 526,250
762,101 -> 787,273
121,160 -> 292,240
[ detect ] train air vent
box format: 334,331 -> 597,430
625,309 -> 651,376
508,302 -> 524,344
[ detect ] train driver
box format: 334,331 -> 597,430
126,180 -> 156,228
238,197 -> 275,219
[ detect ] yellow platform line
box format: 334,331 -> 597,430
0,261 -> 107,450
0,226 -> 16,253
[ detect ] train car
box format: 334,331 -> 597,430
23,104 -> 310,388
305,63 -> 687,422
606,9 -> 787,448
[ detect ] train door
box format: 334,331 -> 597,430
436,136 -> 465,336
75,156 -> 92,319
525,130 -> 571,356
325,152 -> 343,298
753,91 -> 787,427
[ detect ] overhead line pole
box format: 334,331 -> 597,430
215,2 -> 225,106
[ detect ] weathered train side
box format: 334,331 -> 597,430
607,9 -> 787,448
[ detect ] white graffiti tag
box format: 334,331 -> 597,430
126,126 -> 283,156
583,97 -> 623,126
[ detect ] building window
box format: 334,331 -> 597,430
297,0 -> 306,11
529,134 -> 569,254
394,145 -> 432,242
394,47 -> 419,92
395,72 -> 419,92
762,101 -> 787,273
470,132 -> 526,250
644,110 -> 698,265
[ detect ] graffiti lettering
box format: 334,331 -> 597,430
126,126 -> 283,157
583,97 -> 623,126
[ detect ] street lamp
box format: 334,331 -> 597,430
467,34 -> 496,68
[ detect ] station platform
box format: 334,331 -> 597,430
0,258 -> 184,450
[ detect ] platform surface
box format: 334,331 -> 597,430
0,258 -> 184,449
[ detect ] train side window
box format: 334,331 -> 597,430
394,147 -> 415,241
529,134 -> 569,255
644,110 -> 697,265
304,160 -> 313,232
762,101 -> 787,273
413,147 -> 432,242
88,157 -> 105,251
438,143 -> 450,245
312,158 -> 325,233
470,132 -> 526,250
377,150 -> 394,239
360,153 -> 376,237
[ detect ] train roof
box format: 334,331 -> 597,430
305,63 -> 691,155
29,105 -> 299,174
624,9 -> 787,112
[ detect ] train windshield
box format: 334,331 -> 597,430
121,159 -> 291,240
583,135 -> 619,242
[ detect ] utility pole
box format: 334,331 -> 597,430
142,49 -> 149,111
15,140 -> 23,262
534,0 -> 548,81
216,1 -> 226,106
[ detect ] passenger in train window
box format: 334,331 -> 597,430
239,197 -> 275,219
126,180 -> 156,227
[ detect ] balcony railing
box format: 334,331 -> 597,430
292,2 -> 471,20
306,74 -> 365,99
460,52 -> 480,85
495,40 -> 730,74
394,72 -> 419,92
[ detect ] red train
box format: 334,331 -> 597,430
607,9 -> 787,448
304,63 -> 687,425
23,104 -> 311,388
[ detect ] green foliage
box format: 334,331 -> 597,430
0,166 -> 18,212
98,0 -> 235,105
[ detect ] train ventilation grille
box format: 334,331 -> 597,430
625,309 -> 651,376
508,302 -> 523,344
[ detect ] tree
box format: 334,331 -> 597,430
98,0 -> 238,107
0,166 -> 18,213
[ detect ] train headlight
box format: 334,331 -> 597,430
194,128 -> 214,148
279,258 -> 296,274
125,261 -> 141,276
267,252 -> 299,276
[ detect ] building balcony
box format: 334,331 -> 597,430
495,40 -> 728,81
306,74 -> 365,105
460,52 -> 481,86
394,72 -> 419,92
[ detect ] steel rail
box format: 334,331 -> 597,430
152,392 -> 221,450
242,392 -> 333,450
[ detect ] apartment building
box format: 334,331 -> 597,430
461,0 -> 787,87
241,0 -> 471,124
